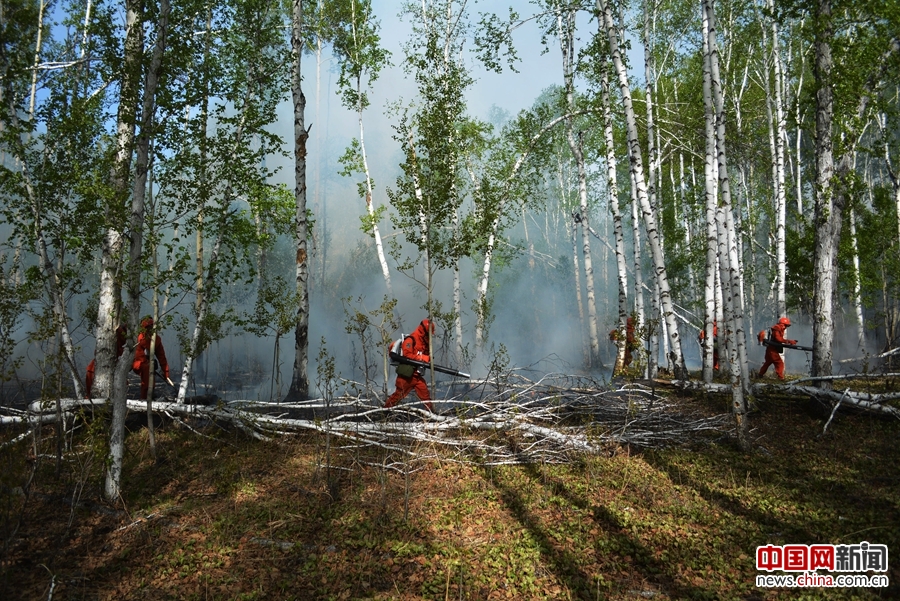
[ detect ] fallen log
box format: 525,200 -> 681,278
670,380 -> 900,419
776,384 -> 900,418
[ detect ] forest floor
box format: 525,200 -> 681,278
1,377 -> 899,600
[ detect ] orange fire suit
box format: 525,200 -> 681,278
610,317 -> 637,367
132,318 -> 170,399
384,319 -> 435,412
698,321 -> 719,370
758,323 -> 796,380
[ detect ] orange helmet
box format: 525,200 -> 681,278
420,319 -> 435,336
141,317 -> 154,330
778,317 -> 791,326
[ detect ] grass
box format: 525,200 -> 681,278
1,389 -> 898,600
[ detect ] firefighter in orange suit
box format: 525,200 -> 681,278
132,317 -> 172,399
758,317 -> 796,380
609,317 -> 637,367
698,320 -> 719,371
85,324 -> 128,399
384,319 -> 435,412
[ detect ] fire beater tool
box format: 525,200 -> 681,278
389,346 -> 470,378
762,340 -> 813,352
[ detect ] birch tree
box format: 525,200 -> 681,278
94,0 -> 143,432
706,0 -> 750,448
329,0 -> 394,298
809,0 -> 899,386
0,0 -> 101,398
701,0 -> 719,384
598,53 -> 629,374
596,0 -> 687,378
388,0 -> 473,384
761,0 -> 788,317
288,0 -> 312,401
553,2 -> 602,368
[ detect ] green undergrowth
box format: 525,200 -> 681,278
1,391 -> 898,600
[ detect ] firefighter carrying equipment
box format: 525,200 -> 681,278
387,324 -> 470,378
758,318 -> 797,380
385,319 -> 434,411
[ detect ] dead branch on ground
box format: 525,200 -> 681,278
2,373 -> 732,465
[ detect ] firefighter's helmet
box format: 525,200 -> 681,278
779,317 -> 791,326
420,319 -> 435,336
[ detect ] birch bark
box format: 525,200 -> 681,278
630,175 -> 645,371
345,0 -> 392,297
812,0 -> 838,386
288,0 -> 311,400
107,0 -> 170,499
95,0 -> 142,416
473,113 -> 573,350
707,0 -> 749,390
100,0 -> 143,502
2,1 -> 81,392
558,6 -> 601,368
705,0 -> 749,449
701,3 -> 717,384
771,3 -> 788,318
643,1 -> 659,378
178,235 -> 223,402
849,207 -> 865,349
597,0 -> 686,378
600,52 -> 628,375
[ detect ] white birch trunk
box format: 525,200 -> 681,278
557,7 -> 601,368
126,0 -> 170,387
599,0 -> 686,377
648,282 -> 659,378
705,0 -> 749,448
102,0 -> 143,502
473,114 -> 573,350
701,5 -> 718,384
178,236 -> 223,402
790,28 -> 806,216
812,0 -> 838,385
453,253 -> 463,362
108,0 -> 169,499
27,1 -> 46,120
630,175 -> 645,372
2,88 -> 84,397
600,53 -> 629,374
849,207 -> 865,349
289,0 -> 311,400
771,5 -> 788,318
570,217 -> 590,368
707,0 -> 749,387
355,49 -> 392,297
643,2 -> 660,377
758,0 -> 788,317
